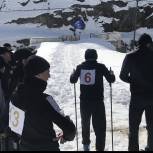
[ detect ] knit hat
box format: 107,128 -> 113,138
3,43 -> 12,51
24,55 -> 50,78
3,43 -> 11,48
0,47 -> 10,55
138,33 -> 152,47
85,49 -> 98,61
14,48 -> 35,61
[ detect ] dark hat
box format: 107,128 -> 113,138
3,43 -> 12,51
14,48 -> 35,61
27,47 -> 37,54
85,49 -> 98,61
138,33 -> 152,47
0,47 -> 10,55
3,43 -> 11,48
0,57 -> 5,69
24,55 -> 50,78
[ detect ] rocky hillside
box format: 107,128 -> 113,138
1,0 -> 153,32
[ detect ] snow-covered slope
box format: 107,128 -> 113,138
1,0 -> 153,30
1,0 -> 153,44
1,0 -> 152,12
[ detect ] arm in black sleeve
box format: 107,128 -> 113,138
46,104 -> 76,141
70,65 -> 80,84
103,65 -> 115,83
120,56 -> 131,83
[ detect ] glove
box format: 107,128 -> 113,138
110,70 -> 114,75
63,116 -> 76,141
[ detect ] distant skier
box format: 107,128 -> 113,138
70,49 -> 115,151
10,55 -> 76,151
120,33 -> 153,151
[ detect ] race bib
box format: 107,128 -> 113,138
9,102 -> 25,135
80,69 -> 96,85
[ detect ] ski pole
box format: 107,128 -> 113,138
74,83 -> 79,151
110,67 -> 114,151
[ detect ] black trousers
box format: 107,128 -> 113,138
80,100 -> 106,151
128,95 -> 153,151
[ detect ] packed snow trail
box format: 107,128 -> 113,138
37,38 -> 147,151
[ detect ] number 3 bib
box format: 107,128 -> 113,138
80,69 -> 96,85
9,102 -> 25,135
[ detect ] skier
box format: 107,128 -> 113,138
120,33 -> 153,151
10,55 -> 76,151
70,49 -> 115,151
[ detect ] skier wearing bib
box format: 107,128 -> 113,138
11,55 -> 76,151
120,33 -> 153,151
70,49 -> 115,151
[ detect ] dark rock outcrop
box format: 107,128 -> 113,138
6,0 -> 153,32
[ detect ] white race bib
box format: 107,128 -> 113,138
9,102 -> 25,135
80,69 -> 96,85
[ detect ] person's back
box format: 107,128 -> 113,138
70,49 -> 115,151
71,61 -> 113,101
70,50 -> 115,102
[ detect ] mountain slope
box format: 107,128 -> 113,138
1,0 -> 153,32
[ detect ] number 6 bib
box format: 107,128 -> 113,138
9,102 -> 25,135
80,69 -> 96,85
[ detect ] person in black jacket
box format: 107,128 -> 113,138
120,33 -> 153,151
70,49 -> 115,151
11,55 -> 76,151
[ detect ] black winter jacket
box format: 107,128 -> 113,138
120,47 -> 153,96
70,61 -> 115,101
11,77 -> 76,147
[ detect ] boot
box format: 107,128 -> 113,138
83,145 -> 90,151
